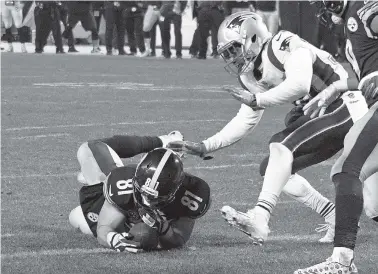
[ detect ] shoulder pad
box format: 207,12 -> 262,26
174,174 -> 211,219
357,1 -> 378,39
103,166 -> 136,212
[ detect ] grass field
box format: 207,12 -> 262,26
1,53 -> 377,274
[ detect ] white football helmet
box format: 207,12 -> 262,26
217,11 -> 271,76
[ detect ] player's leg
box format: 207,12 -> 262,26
2,5 -> 14,52
142,5 -> 159,54
363,172 -> 378,222
76,140 -> 124,186
11,3 -> 27,52
80,12 -> 100,53
295,102 -> 378,274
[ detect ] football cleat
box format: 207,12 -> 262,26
316,223 -> 335,243
91,47 -> 102,54
294,257 -> 358,274
139,50 -> 150,57
220,205 -> 270,246
159,131 -> 184,148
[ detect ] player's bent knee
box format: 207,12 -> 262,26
269,143 -> 293,161
69,206 -> 93,236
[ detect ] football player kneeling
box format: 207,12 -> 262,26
68,133 -> 211,252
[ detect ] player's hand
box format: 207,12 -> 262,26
223,86 -> 263,110
360,77 -> 378,100
303,84 -> 340,118
167,141 -> 207,158
138,208 -> 170,234
107,232 -> 143,253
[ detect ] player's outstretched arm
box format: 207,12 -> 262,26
96,200 -> 140,252
159,217 -> 195,250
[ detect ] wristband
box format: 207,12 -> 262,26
106,232 -> 118,248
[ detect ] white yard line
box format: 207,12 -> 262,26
4,119 -> 227,132
11,133 -> 70,140
1,248 -> 113,259
0,163 -> 259,179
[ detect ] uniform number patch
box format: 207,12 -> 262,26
116,179 -> 133,195
181,190 -> 203,211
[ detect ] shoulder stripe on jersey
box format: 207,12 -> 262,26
267,39 -> 284,72
150,149 -> 172,189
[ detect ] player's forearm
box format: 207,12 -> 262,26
202,105 -> 263,153
159,218 -> 194,250
96,225 -> 114,248
97,135 -> 162,158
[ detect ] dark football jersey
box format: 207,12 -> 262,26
344,1 -> 378,79
103,166 -> 211,226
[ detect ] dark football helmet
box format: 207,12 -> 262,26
311,0 -> 348,28
133,148 -> 184,210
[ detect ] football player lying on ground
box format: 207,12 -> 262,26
69,132 -> 211,252
167,11 -> 372,245
294,0 -> 378,273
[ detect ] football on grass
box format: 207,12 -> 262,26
129,222 -> 159,251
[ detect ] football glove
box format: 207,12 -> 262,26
107,232 -> 142,253
138,207 -> 170,234
167,141 -> 212,159
361,77 -> 378,100
223,86 -> 264,110
303,84 -> 340,118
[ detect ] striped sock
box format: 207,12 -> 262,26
256,199 -> 275,214
319,202 -> 335,219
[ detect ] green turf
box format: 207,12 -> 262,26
1,53 -> 377,274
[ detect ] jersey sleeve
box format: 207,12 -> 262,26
175,174 -> 211,219
103,166 -> 135,213
357,1 -> 378,39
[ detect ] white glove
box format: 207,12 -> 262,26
107,232 -> 142,253
223,86 -> 265,110
303,84 -> 341,118
167,141 -> 208,158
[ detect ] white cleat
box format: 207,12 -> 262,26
139,49 -> 150,57
316,223 -> 335,243
220,205 -> 270,246
294,257 -> 358,274
159,131 -> 184,148
21,43 -> 27,53
91,47 -> 102,54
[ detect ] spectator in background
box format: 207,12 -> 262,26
57,2 -> 78,53
34,1 -> 64,54
62,1 -> 101,54
104,1 -> 126,55
223,0 -> 255,16
255,0 -> 278,34
196,1 -> 224,59
142,1 -> 163,57
124,1 -> 147,57
188,0 -> 200,58
1,0 -> 28,53
279,1 -> 320,47
92,1 -> 105,34
160,1 -> 187,59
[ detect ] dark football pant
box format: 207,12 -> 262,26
125,13 -> 145,54
67,11 -> 98,40
331,101 -> 378,249
34,7 -> 63,52
104,3 -> 126,53
260,99 -> 353,176
161,13 -> 182,57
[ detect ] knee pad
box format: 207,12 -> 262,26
69,206 -> 93,236
269,143 -> 293,161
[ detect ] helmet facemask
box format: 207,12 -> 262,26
219,41 -> 247,76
